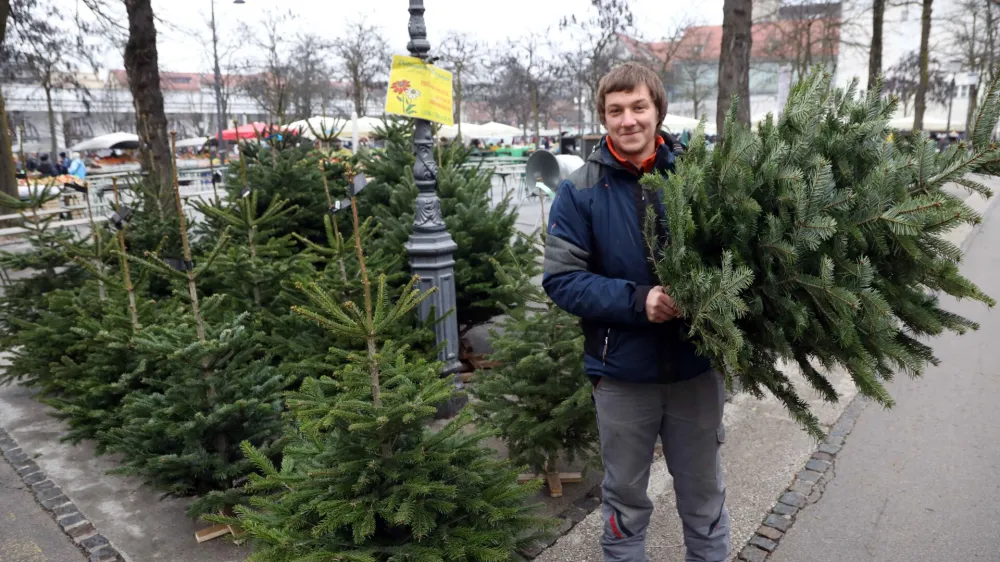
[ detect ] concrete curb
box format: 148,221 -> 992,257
0,427 -> 123,562
737,188 -> 1000,562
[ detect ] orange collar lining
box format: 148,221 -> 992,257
606,135 -> 663,174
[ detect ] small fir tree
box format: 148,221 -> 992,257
640,70 -> 1000,437
215,200 -> 553,561
472,234 -> 599,496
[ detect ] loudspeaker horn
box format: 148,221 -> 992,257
525,150 -> 585,191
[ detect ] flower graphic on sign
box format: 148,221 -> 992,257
391,80 -> 420,116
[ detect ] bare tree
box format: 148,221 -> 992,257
2,0 -> 96,158
677,62 -> 715,119
439,31 -> 479,135
240,11 -> 295,123
942,0 -> 1000,131
289,34 -> 335,120
870,0 -> 886,89
561,0 -> 636,133
884,50 -> 950,120
913,0 -> 934,131
506,35 -> 564,143
333,18 -> 389,117
717,0 -> 753,133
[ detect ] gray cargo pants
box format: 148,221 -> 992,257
593,370 -> 730,562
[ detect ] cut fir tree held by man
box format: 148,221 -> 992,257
544,59 -> 1000,562
544,62 -> 731,562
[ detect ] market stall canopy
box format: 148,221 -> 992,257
174,136 -> 210,149
334,116 -> 385,139
661,114 -> 702,132
220,122 -> 276,141
888,114 -> 952,132
284,117 -> 348,140
438,122 -> 484,139
70,132 -> 140,152
476,122 -> 523,138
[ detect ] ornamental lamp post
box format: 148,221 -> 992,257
404,1 -> 464,399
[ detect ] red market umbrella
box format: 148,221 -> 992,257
219,122 -> 274,142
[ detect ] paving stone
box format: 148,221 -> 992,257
7,450 -> 27,464
40,494 -> 71,510
790,480 -> 814,495
757,525 -> 784,541
812,451 -> 834,462
779,491 -> 807,508
31,479 -> 55,492
15,460 -> 40,476
53,504 -> 79,518
556,518 -> 574,536
0,428 -> 9,439
66,521 -> 95,538
749,534 -> 778,552
589,487 -> 603,500
825,434 -> 844,447
796,469 -> 823,483
764,513 -> 792,532
10,455 -> 32,469
572,495 -> 601,512
0,439 -> 17,452
79,534 -> 109,552
818,442 -> 841,455
91,547 -> 124,562
58,513 -> 88,529
772,502 -> 799,516
805,459 -> 831,473
36,486 -> 64,501
737,545 -> 768,562
562,506 -> 589,524
520,541 -> 544,559
22,471 -> 46,485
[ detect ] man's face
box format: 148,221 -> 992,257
604,84 -> 659,159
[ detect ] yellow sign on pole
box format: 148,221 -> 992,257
384,55 -> 454,126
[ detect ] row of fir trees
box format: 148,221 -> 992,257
3,69 -> 1000,558
0,119 -> 592,560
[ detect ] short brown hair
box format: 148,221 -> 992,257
596,62 -> 668,127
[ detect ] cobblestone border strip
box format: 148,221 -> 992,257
736,395 -> 868,562
0,427 -> 123,562
516,481 -> 604,560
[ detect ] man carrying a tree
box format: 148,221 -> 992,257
543,62 -> 729,562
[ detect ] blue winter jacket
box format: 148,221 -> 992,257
542,134 -> 711,384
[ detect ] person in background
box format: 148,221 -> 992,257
59,152 -> 70,174
68,152 -> 86,180
26,153 -> 39,172
37,154 -> 57,177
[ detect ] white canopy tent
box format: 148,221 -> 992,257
888,114 -> 953,132
70,132 -> 140,152
438,123 -> 483,139
661,114 -> 702,132
476,122 -> 524,138
285,116 -> 349,139
174,136 -> 209,149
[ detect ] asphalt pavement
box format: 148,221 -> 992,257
0,456 -> 84,562
770,202 -> 1000,562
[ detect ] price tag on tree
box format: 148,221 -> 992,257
384,55 -> 454,126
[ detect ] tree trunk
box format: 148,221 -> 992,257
868,0 -> 886,91
0,90 -> 16,202
717,0 -> 753,135
124,0 -> 175,217
532,84 -> 540,149
1,0 -> 10,45
913,0 -> 933,132
45,86 -> 58,159
455,72 -> 463,137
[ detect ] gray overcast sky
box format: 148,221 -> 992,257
78,0 -> 725,73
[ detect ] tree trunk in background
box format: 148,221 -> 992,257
124,0 -> 175,217
868,0 -> 886,91
0,92 -> 16,202
45,86 -> 58,158
717,0 -> 753,135
913,0 -> 933,131
0,0 -> 16,202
